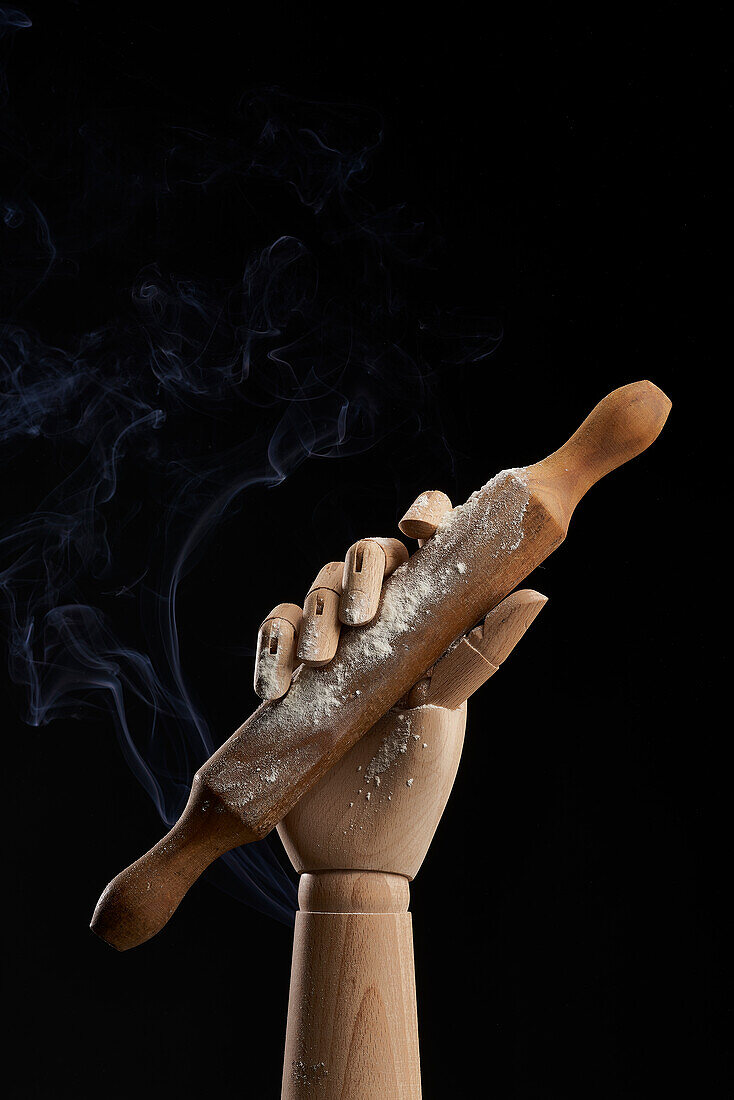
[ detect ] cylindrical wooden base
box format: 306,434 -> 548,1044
281,871 -> 421,1099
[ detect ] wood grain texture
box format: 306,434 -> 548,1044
91,381 -> 671,950
282,876 -> 420,1100
279,704 -> 467,1099
277,703 -> 466,879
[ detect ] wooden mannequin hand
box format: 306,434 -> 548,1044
277,695 -> 468,882
276,591 -> 546,882
253,489 -> 547,880
273,496 -> 546,1100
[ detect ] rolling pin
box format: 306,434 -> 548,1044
91,380 -> 671,949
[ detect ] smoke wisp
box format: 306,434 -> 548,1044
1,13 -> 500,921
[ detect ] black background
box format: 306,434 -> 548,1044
3,4 -> 726,1098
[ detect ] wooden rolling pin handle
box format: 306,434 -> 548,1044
527,380 -> 672,530
90,780 -> 256,951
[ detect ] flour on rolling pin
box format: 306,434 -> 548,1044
303,467 -> 526,673
359,468 -> 529,660
210,469 -> 530,806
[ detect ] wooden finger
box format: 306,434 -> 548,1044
339,537 -> 408,626
425,589 -> 547,709
399,490 -> 453,542
297,562 -> 344,667
254,602 -> 302,700
426,639 -> 496,710
469,588 -> 548,665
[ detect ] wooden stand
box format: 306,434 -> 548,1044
283,872 -> 420,1098
278,702 -> 467,1099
